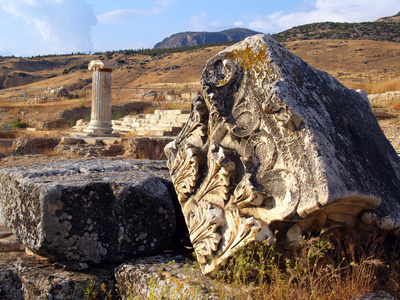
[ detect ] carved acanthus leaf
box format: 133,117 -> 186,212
188,201 -> 224,264
195,144 -> 236,208
233,173 -> 263,209
220,208 -> 260,256
168,144 -> 201,203
175,95 -> 208,148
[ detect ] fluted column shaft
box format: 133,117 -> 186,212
84,60 -> 117,135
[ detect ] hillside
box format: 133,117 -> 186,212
376,11 -> 400,23
1,39 -> 400,93
154,28 -> 261,49
0,38 -> 399,129
2,11 -> 400,92
272,15 -> 400,43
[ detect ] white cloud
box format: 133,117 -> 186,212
0,0 -> 97,54
247,0 -> 400,34
97,0 -> 177,24
234,21 -> 244,27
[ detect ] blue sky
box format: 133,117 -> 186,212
0,0 -> 399,57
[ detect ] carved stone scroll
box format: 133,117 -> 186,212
165,34 -> 400,274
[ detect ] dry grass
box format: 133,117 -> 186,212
345,76 -> 400,94
1,39 -> 400,131
209,228 -> 400,300
0,144 -> 14,155
285,39 -> 400,89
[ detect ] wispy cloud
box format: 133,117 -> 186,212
247,0 -> 400,33
97,0 -> 177,24
0,0 -> 97,54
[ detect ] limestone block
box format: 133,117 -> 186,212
172,122 -> 186,128
154,110 -> 165,115
123,116 -> 136,123
128,122 -> 141,127
11,138 -> 60,155
160,114 -> 179,122
112,125 -> 132,133
153,124 -> 174,129
0,252 -> 117,300
165,34 -> 400,274
368,91 -> 400,107
168,110 -> 187,115
0,159 -> 176,264
145,114 -> 160,121
115,255 -> 243,299
176,114 -> 190,123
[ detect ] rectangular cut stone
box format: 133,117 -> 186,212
164,34 -> 400,274
176,114 -> 190,123
159,116 -> 177,123
145,115 -> 160,121
0,159 -> 176,264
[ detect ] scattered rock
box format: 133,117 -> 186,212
0,252 -> 117,300
58,107 -> 91,123
27,86 -> 78,104
11,137 -> 60,155
0,159 -> 176,264
42,119 -> 69,129
368,91 -> 400,108
115,102 -> 153,115
123,137 -> 174,160
0,236 -> 23,253
352,291 -> 396,300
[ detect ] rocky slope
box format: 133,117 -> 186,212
153,28 -> 261,49
272,12 -> 400,43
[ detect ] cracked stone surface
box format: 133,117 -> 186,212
0,159 -> 176,264
165,34 -> 400,274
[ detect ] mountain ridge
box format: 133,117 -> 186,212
154,11 -> 400,49
154,28 -> 262,49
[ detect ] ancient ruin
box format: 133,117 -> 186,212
84,60 -> 117,135
0,159 -> 176,263
26,86 -> 78,104
165,34 -> 400,274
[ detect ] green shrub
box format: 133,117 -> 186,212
11,120 -> 28,128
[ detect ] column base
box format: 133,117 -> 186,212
74,131 -> 121,138
83,121 -> 114,136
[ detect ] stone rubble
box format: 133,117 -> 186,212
0,252 -> 117,300
112,109 -> 190,137
368,91 -> 400,108
26,86 -> 78,104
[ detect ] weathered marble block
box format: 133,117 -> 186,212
165,34 -> 400,274
0,159 -> 176,264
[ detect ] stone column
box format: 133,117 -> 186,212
84,60 -> 117,135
